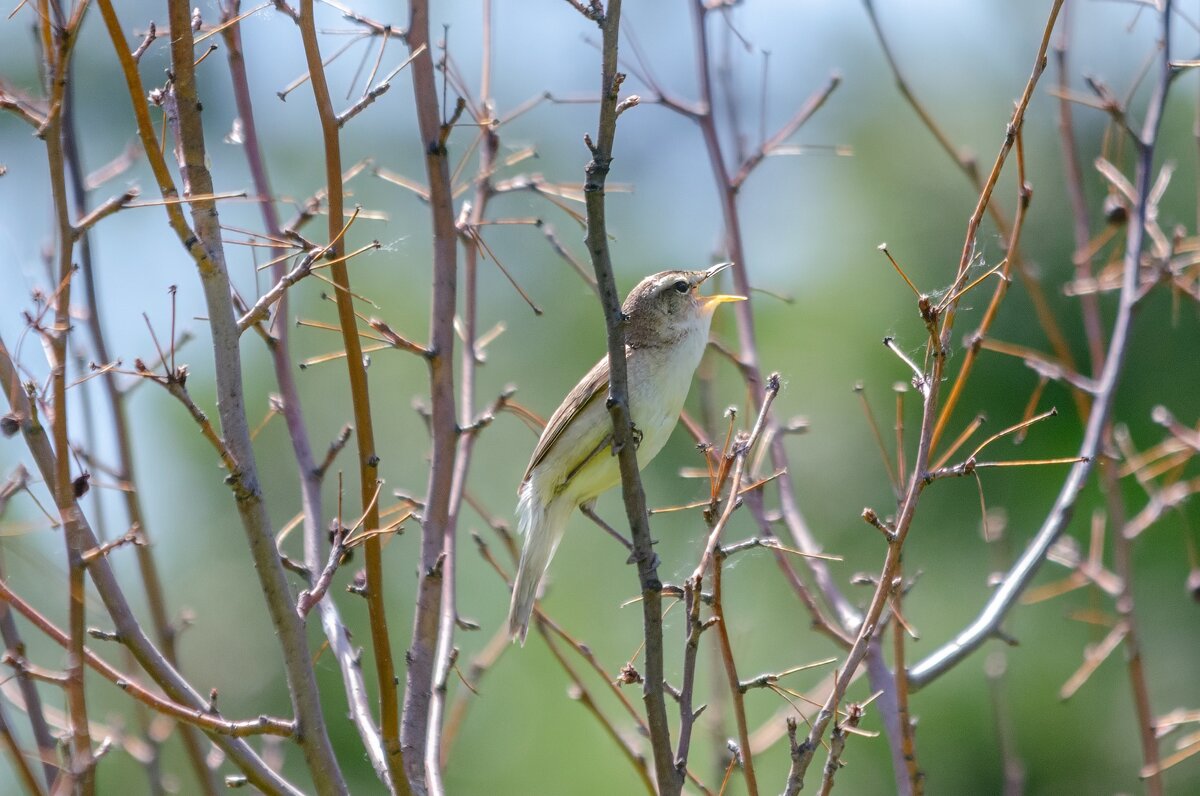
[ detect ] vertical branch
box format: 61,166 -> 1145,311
675,577 -> 704,776
294,3 -> 405,789
1056,13 -> 1161,783
686,0 -> 859,634
36,0 -> 93,785
402,2 -> 460,791
60,17 -> 217,793
1104,460 -> 1162,795
892,604 -> 921,793
426,6 -> 495,789
163,1 -> 347,791
580,2 -> 679,793
864,639 -> 909,795
222,3 -> 392,789
0,697 -> 45,796
1052,0 -> 1106,375
1095,21 -> 1173,786
710,553 -> 757,795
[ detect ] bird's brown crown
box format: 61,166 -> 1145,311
622,267 -> 729,348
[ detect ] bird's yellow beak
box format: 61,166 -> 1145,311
699,262 -> 745,309
701,293 -> 747,309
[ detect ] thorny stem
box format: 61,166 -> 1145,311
402,1 -> 461,792
817,704 -> 862,796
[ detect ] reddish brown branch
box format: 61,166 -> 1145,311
0,581 -> 295,738
294,0 -> 404,789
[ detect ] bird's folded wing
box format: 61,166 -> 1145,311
522,348 -> 633,489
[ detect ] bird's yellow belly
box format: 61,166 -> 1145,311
548,369 -> 691,507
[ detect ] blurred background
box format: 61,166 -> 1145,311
2,0 -> 1199,793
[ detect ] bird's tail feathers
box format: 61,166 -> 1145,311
508,481 -> 572,644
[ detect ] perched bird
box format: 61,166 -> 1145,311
507,263 -> 745,643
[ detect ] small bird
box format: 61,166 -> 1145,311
507,263 -> 745,643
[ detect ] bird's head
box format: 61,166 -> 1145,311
622,262 -> 745,348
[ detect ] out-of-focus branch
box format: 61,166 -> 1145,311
61,21 -> 216,782
1052,2 -> 1107,376
1104,457 -> 1162,795
0,580 -> 294,737
731,72 -> 841,190
0,577 -> 59,789
35,0 -> 94,785
0,695 -> 45,796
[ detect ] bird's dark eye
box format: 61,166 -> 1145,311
673,280 -> 689,294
